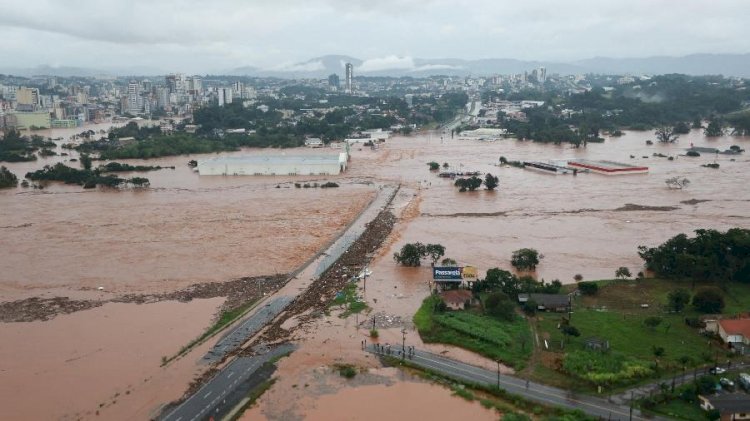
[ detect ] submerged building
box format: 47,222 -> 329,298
197,153 -> 348,176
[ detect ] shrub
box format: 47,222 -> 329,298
573,274 -> 583,282
427,161 -> 440,171
577,281 -> 598,296
369,329 -> 379,338
692,287 -> 725,313
337,365 -> 357,379
686,150 -> 700,157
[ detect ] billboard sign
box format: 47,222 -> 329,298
462,266 -> 478,279
433,267 -> 463,280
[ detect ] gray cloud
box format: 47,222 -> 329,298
0,0 -> 748,72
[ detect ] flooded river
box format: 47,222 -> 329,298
1,123 -> 748,419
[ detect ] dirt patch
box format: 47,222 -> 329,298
422,211 -> 509,218
680,199 -> 711,205
612,203 -> 679,212
0,274 -> 288,323
0,297 -> 104,322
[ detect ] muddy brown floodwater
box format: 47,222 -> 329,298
0,123 -> 378,420
239,128 -> 750,420
348,128 -> 750,282
1,123 -> 749,420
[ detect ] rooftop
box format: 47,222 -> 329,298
719,318 -> 750,338
198,154 -> 343,166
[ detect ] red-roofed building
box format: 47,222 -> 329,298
718,319 -> 750,346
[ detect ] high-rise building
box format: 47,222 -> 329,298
328,74 -> 340,91
538,67 -> 547,84
166,74 -> 186,94
127,80 -> 140,114
188,76 -> 202,93
232,81 -> 244,99
16,87 -> 40,110
345,63 -> 353,93
218,87 -> 233,107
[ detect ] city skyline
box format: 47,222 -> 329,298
1,0 -> 748,74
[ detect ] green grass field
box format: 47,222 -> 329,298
533,278 -> 747,390
414,295 -> 532,369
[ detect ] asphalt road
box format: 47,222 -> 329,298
163,343 -> 294,421
202,296 -> 294,363
367,345 -> 668,421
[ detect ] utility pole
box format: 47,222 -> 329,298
629,391 -> 634,421
401,328 -> 407,361
496,360 -> 500,389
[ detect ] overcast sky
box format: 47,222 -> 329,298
0,0 -> 748,73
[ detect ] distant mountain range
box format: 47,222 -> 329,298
3,53 -> 750,78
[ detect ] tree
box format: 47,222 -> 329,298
484,173 -> 499,190
577,281 -> 598,296
0,166 -> 18,188
79,153 -> 92,170
615,267 -> 632,279
483,292 -> 515,321
425,243 -> 446,265
692,287 -> 725,313
128,177 -> 150,187
667,289 -> 691,312
522,299 -> 537,316
511,248 -> 541,271
704,119 -> 723,137
673,122 -> 691,134
665,177 -> 690,189
561,325 -> 580,343
441,257 -> 457,266
655,126 -> 679,143
652,346 -> 666,370
644,316 -> 663,330
442,162 -> 449,168
393,242 -> 425,266
454,176 -> 482,192
427,161 -> 440,171
573,274 -> 583,282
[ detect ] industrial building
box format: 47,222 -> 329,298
567,159 -> 648,174
197,153 -> 348,176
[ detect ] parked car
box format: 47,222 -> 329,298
739,373 -> 750,391
710,366 -> 727,375
720,377 -> 735,389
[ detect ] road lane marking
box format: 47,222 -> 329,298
203,391 -> 212,399
227,371 -> 235,378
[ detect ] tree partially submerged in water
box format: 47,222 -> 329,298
655,126 -> 679,143
454,176 -> 482,192
665,177 -> 690,189
0,166 -> 18,188
393,242 -> 446,267
511,248 -> 542,271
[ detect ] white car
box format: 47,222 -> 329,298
720,377 -> 735,389
710,367 -> 727,375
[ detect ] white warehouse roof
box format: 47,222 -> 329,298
197,153 -> 348,176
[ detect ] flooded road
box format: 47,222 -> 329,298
1,123 -> 749,419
